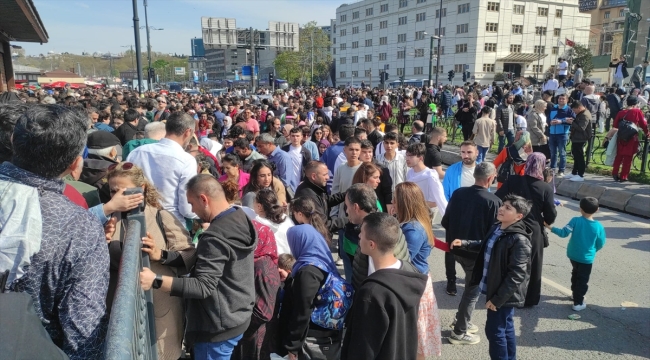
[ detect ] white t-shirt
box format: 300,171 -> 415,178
368,258 -> 402,276
558,61 -> 569,75
288,145 -> 302,192
461,165 -> 475,188
516,115 -> 527,131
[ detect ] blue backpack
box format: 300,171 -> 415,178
310,263 -> 354,330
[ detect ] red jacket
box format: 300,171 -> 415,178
614,108 -> 649,156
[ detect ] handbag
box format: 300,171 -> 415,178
496,151 -> 515,183
617,112 -> 639,142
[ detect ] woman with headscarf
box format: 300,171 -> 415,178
492,130 -> 533,188
200,133 -> 223,158
221,115 -> 233,139
318,139 -> 330,158
527,99 -> 550,160
280,225 -> 345,359
496,152 -> 557,307
378,95 -> 393,126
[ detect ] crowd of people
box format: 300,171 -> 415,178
0,67 -> 639,359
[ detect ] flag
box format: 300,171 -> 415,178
565,38 -> 575,47
558,40 -> 565,47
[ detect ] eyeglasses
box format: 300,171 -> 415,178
108,162 -> 135,172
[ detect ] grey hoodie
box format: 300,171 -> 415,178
580,94 -> 599,118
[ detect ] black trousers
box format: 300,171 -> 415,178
570,259 -> 593,306
445,251 -> 456,282
571,141 -> 586,176
461,122 -> 474,141
532,144 -> 551,163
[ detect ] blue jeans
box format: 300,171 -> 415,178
548,133 -> 568,172
477,146 -> 489,164
497,130 -> 515,154
485,306 -> 516,360
194,334 -> 243,360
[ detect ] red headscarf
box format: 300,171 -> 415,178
252,220 -> 279,265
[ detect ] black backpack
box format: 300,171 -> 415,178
617,112 -> 639,142
497,152 -> 516,184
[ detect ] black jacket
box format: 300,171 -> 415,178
294,178 -> 347,231
609,60 -> 629,78
113,121 -> 139,146
80,154 -> 117,204
367,129 -> 384,153
462,221 -> 532,308
455,99 -> 480,125
442,185 -> 502,259
374,162 -> 393,212
495,103 -> 515,134
342,266 -> 427,360
570,109 -> 592,143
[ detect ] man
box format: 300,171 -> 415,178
122,121 -> 166,160
1,104 -> 109,359
455,93 -> 480,141
580,85 -> 599,119
548,94 -> 576,177
605,87 -> 622,132
213,103 -> 226,128
265,117 -> 287,147
270,99 -> 285,118
569,80 -> 587,102
573,64 -> 584,85
294,161 -> 347,232
94,110 -> 114,132
568,101 -> 592,182
321,124 -> 355,183
376,132 -> 407,193
152,97 -> 170,122
424,126 -> 447,179
237,108 -> 260,138
557,57 -> 569,81
408,120 -> 429,145
542,75 -> 559,94
233,137 -> 266,173
495,93 -> 516,153
360,118 -> 383,152
140,175 -> 256,359
112,108 -> 140,146
256,132 -> 292,189
631,61 -> 649,90
442,162 -> 502,345
281,128 -> 311,193
439,85 -> 453,118
127,111 -> 198,222
300,126 -> 320,160
80,131 -> 121,203
406,143 -> 447,215
342,212 -> 426,360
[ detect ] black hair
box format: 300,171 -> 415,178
580,197 -> 599,215
354,127 -> 367,137
255,187 -> 286,224
502,194 -> 532,217
360,139 -> 373,149
570,101 -> 582,109
383,132 -> 398,142
233,137 -> 250,149
339,124 -> 355,140
12,105 -> 87,178
481,106 -> 492,116
344,136 -> 362,147
362,212 -> 400,253
165,111 -> 195,136
0,102 -> 28,163
406,142 -> 426,157
243,159 -> 275,193
291,196 -> 331,243
221,153 -> 242,168
346,183 -> 378,213
289,127 -> 302,134
228,125 -> 245,138
124,108 -> 139,123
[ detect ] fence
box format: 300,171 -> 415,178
104,214 -> 158,360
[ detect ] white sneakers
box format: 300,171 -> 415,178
569,175 -> 585,182
572,303 -> 587,311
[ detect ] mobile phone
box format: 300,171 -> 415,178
124,187 -> 145,214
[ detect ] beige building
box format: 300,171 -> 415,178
584,0 -> 627,57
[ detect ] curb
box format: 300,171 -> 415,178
440,148 -> 650,218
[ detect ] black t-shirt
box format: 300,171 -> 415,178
424,144 -> 442,168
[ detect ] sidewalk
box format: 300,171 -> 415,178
440,143 -> 650,218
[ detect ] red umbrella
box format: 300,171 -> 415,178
50,81 -> 68,88
14,83 -> 24,89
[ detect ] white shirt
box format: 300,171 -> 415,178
558,61 -> 569,75
460,165 -> 475,188
543,79 -> 559,92
331,162 -> 361,217
287,145 -> 302,192
127,138 -> 197,221
368,258 -> 401,276
254,215 -> 294,255
376,152 -> 408,192
406,167 -> 448,216
516,115 -> 527,131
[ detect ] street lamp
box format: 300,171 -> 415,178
423,32 -> 441,87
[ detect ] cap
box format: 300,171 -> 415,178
87,131 -> 120,149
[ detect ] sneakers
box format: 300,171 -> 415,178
449,331 -> 480,345
450,319 -> 479,334
446,280 -> 457,296
570,175 -> 584,182
335,258 -> 344,266
572,303 -> 587,311
564,173 -> 575,179
557,172 -> 565,177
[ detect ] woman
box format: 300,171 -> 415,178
280,225 -> 344,359
291,196 -> 331,244
218,153 -> 250,197
196,118 -> 212,139
106,162 -> 195,360
611,96 -> 649,182
242,159 -> 287,207
493,131 -> 532,188
527,100 -> 550,160
352,162 -> 384,211
398,95 -> 414,133
282,124 -> 294,143
221,115 -> 233,139
321,125 -> 334,144
496,152 -> 557,307
200,133 -> 223,158
253,188 -> 294,255
318,139 -> 330,157
393,182 -> 443,359
311,127 -> 324,143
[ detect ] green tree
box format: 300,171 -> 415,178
572,43 -> 594,78
274,51 -> 302,83
152,59 -> 170,69
298,21 -> 333,85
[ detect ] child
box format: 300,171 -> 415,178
278,253 -> 296,281
543,167 -> 562,207
545,197 -> 606,311
450,194 -> 532,358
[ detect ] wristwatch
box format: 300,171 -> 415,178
152,274 -> 163,289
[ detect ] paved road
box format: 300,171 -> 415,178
429,194 -> 650,359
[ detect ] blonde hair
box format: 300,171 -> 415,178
106,163 -> 162,209
534,99 -> 547,112
394,182 -> 435,245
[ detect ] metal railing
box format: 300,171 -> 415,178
104,214 -> 158,360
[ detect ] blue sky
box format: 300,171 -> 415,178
19,0 -> 336,56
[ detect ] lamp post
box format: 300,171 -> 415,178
131,0 -> 144,95
424,32 -> 441,88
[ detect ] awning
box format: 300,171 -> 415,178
0,0 -> 48,43
497,53 -> 548,63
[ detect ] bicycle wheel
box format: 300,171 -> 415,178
598,150 -> 607,165
633,154 -> 642,171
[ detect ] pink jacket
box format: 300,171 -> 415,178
219,170 -> 250,197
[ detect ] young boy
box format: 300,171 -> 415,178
278,253 -> 296,281
342,212 -> 426,360
406,143 -> 448,217
375,132 -> 407,191
451,194 -> 532,360
546,197 -> 606,311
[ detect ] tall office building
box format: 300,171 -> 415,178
191,38 -> 205,57
332,0 -> 591,86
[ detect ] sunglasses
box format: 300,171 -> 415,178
108,162 -> 135,172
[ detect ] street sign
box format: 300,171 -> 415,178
174,67 -> 186,76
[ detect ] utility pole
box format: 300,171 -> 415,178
434,0 -> 442,87
250,27 -> 256,93
131,0 -> 144,95
401,46 -> 406,87
428,35 -> 434,87
144,0 -> 153,88
536,28 -> 543,82
645,20 -> 650,80
311,30 -> 314,87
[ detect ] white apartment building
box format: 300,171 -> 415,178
332,0 -> 591,86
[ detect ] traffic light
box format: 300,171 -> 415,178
269,73 -> 274,86
383,72 -> 389,81
379,71 -> 385,84
448,70 -> 455,82
148,68 -> 155,81
466,71 -> 471,81
399,75 -> 404,83
462,71 -> 467,82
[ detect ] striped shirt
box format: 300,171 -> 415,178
479,228 -> 503,295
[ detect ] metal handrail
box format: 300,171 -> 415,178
104,216 -> 158,360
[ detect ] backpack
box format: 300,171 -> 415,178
310,263 -> 354,330
496,152 -> 516,183
617,112 -> 639,142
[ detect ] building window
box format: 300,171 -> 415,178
435,27 -> 446,36
399,16 -> 408,25
380,20 -> 388,29
433,46 -> 444,55
534,46 -> 545,54
380,4 -> 388,12
535,27 -> 547,35
454,64 -> 465,72
618,8 -> 624,17
604,11 -> 610,19
333,37 -> 336,44
414,48 -> 424,57
397,68 -> 405,76
380,37 -> 387,45
340,29 -> 346,36
339,57 -> 346,64
379,53 -> 387,60
483,64 -> 495,72
512,25 -> 523,34
554,28 -> 561,36
552,47 -> 559,54
365,69 -> 372,76
415,30 -> 425,40
352,41 -> 359,49
397,50 -> 406,59
352,56 -> 358,63
366,8 -> 373,16
484,43 -> 497,52
514,5 -> 524,14
352,71 -> 358,77
433,65 -> 443,73
416,13 -> 426,22
532,65 -> 543,73
365,39 -> 372,47
417,0 -> 426,3
366,23 -> 373,32
333,48 -> 336,55
340,14 -> 347,22
455,44 -> 468,53
340,43 -> 346,50
353,11 -> 359,19
365,54 -> 372,62
436,8 -> 447,17
340,71 -> 346,78
487,2 -> 499,11
457,24 -> 469,34
510,44 -> 522,53
486,23 -> 498,32
398,33 -> 407,43
556,9 -> 563,17
414,67 -> 424,75
458,3 -> 470,13
538,7 -> 548,16
352,26 -> 359,34
399,0 -> 408,8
